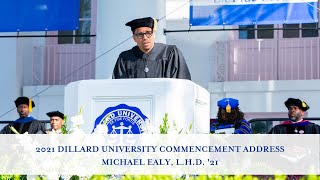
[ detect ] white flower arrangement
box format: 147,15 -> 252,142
92,115 -> 109,135
92,123 -> 109,135
68,114 -> 85,135
141,118 -> 156,134
70,114 -> 85,128
66,105 -> 86,135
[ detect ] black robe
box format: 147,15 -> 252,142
112,43 -> 191,80
0,116 -> 45,134
268,120 -> 320,134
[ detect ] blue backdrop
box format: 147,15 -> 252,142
0,0 -> 79,32
190,1 -> 318,26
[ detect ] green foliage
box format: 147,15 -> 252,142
79,104 -> 85,115
274,175 -> 288,180
306,174 -> 320,180
61,115 -> 68,134
90,175 -> 113,180
187,123 -> 193,134
17,175 -> 25,180
0,175 -> 26,180
159,113 -> 192,134
160,113 -> 170,134
0,175 -> 14,180
121,175 -> 180,180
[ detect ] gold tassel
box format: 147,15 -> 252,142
153,18 -> 157,32
9,126 -> 20,134
28,98 -> 33,113
302,101 -> 307,108
226,104 -> 231,113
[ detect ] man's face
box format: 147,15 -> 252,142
288,106 -> 305,122
133,27 -> 155,53
17,104 -> 30,118
50,116 -> 64,131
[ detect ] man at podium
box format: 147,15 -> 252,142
112,17 -> 191,80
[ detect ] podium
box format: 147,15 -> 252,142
64,78 -> 210,134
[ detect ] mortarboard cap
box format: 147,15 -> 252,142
125,17 -> 157,32
217,98 -> 239,113
46,111 -> 64,119
14,96 -> 35,108
285,98 -> 309,111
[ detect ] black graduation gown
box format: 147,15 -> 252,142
268,120 -> 320,134
112,43 -> 191,80
0,117 -> 45,134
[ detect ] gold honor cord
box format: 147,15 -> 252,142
153,18 -> 157,31
28,98 -> 33,113
9,126 -> 20,134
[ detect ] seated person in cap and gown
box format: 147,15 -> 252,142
44,111 -> 65,134
0,96 -> 45,134
113,17 -> 191,80
214,98 -> 252,134
269,98 -> 320,134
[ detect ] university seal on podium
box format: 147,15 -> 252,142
92,104 -> 148,134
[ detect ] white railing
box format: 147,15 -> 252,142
32,44 -> 96,85
214,37 -> 320,81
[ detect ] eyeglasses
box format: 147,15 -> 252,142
134,31 -> 153,39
